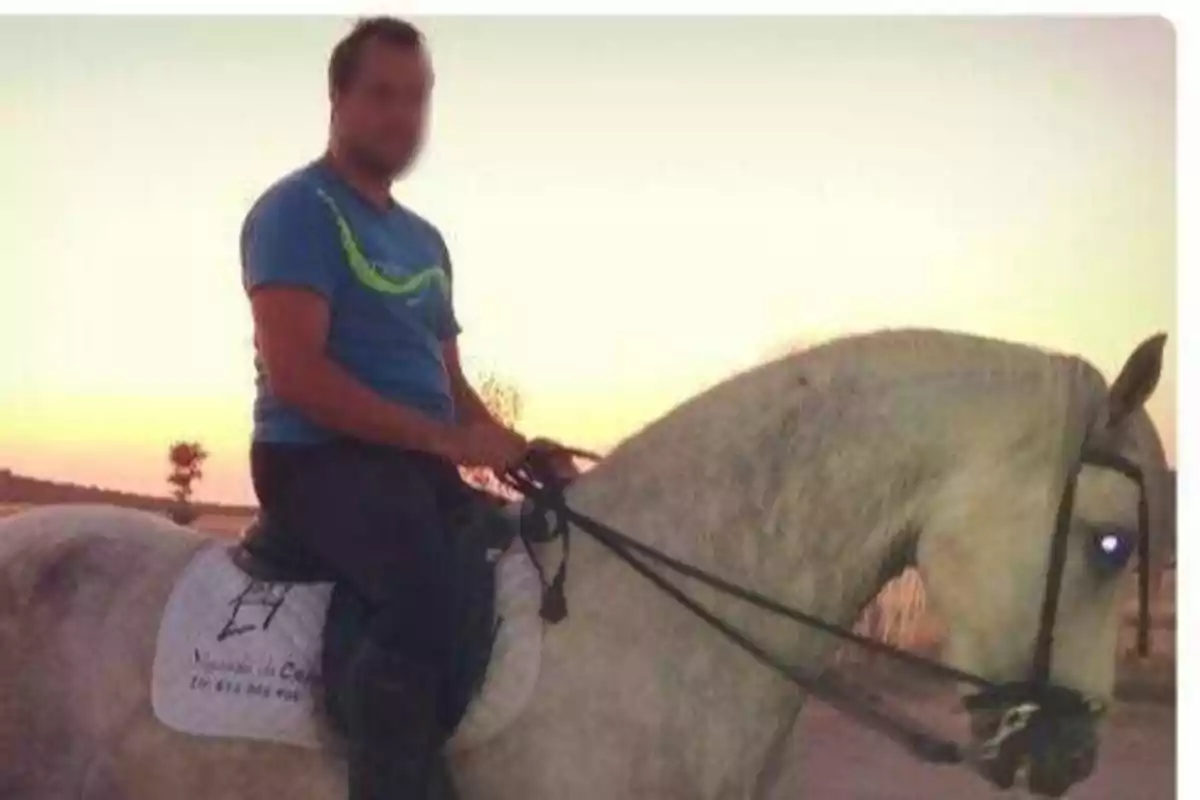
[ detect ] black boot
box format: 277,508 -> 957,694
343,637 -> 443,800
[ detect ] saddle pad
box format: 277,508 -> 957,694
151,541 -> 544,752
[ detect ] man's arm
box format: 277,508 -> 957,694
433,237 -> 514,431
442,339 -> 505,428
442,338 -> 583,482
252,286 -> 461,459
431,239 -> 497,429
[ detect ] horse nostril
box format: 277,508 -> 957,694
1070,747 -> 1097,778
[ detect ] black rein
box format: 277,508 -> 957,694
503,443 -> 1153,769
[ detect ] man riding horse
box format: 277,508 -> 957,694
240,16 -> 578,799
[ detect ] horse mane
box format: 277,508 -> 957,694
570,329 -> 1119,598
599,327 -> 1110,473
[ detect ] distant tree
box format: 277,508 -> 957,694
476,373 -> 522,429
167,441 -> 209,525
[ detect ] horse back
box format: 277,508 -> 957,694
0,504 -> 206,796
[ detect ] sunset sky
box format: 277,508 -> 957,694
0,15 -> 1176,504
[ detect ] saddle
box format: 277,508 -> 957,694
230,491 -> 524,744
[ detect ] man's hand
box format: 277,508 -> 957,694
443,421 -> 528,473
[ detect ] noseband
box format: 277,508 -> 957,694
505,442 -> 1154,769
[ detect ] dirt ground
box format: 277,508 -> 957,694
782,695 -> 1175,799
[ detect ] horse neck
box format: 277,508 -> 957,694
497,363 -> 933,794
559,358 -> 932,671
554,342 -> 1088,658
498,342 -> 1101,795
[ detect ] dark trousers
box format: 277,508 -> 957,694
250,439 -> 474,673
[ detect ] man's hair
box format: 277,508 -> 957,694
328,16 -> 425,95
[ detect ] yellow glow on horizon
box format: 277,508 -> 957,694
0,16 -> 1176,505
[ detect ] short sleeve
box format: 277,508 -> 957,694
241,181 -> 344,299
434,233 -> 463,342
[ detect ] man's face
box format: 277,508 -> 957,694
331,39 -> 432,179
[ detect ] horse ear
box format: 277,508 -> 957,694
1107,333 -> 1168,429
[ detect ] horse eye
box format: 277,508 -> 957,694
1091,530 -> 1135,572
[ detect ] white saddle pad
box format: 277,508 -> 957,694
151,541 -> 544,752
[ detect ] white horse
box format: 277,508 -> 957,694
0,328 -> 1171,799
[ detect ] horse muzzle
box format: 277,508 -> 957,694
965,688 -> 1104,797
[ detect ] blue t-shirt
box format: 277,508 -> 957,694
240,159 -> 462,443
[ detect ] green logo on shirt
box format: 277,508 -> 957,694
315,189 -> 450,298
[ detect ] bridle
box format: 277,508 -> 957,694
1030,446 -> 1153,688
503,441 -> 1154,769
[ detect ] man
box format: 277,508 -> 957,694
240,17 -> 576,799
